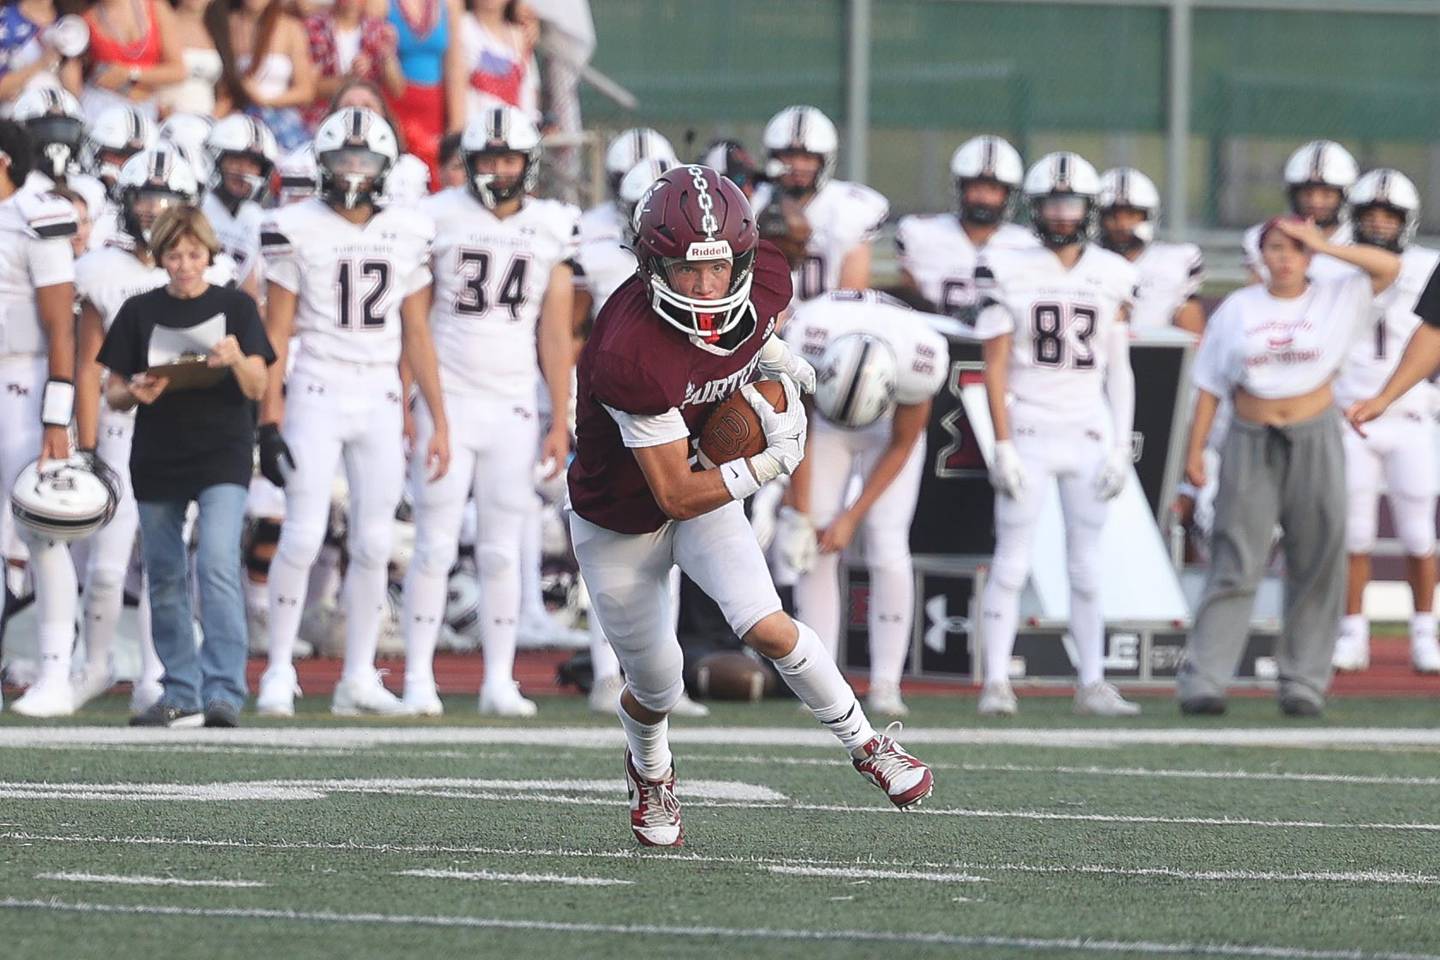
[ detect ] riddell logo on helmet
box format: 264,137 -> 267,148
686,240 -> 732,260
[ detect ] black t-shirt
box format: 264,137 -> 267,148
97,284 -> 276,502
1416,263 -> 1440,328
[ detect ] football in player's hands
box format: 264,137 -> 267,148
698,379 -> 786,467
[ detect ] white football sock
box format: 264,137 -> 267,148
341,560 -> 387,682
867,562 -> 914,686
769,620 -> 875,753
1340,613 -> 1368,642
980,576 -> 1022,686
1071,588 -> 1105,687
28,539 -> 77,681
792,551 -> 842,662
265,551 -> 311,669
1411,612 -> 1436,641
401,562 -> 446,688
519,509 -> 548,623
619,696 -> 673,780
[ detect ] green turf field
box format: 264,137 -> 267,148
3,694 -> 1440,959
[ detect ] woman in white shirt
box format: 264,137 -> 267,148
156,0 -> 220,116
1179,215 -> 1398,717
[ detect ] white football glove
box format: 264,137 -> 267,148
1095,445 -> 1131,501
989,439 -> 1026,502
721,377 -> 808,500
774,506 -> 818,574
757,335 -> 817,394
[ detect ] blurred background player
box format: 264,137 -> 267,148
202,114 -> 277,300
753,104 -> 887,301
1242,140 -> 1357,285
253,106 -> 448,718
895,134 -> 1034,322
780,290 -> 947,718
975,152 -> 1141,719
402,105 -> 577,717
77,102 -> 153,250
1097,167 -> 1206,334
1330,169 -> 1440,675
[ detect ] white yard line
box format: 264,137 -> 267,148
5,832 -> 1439,887
396,868 -> 632,887
765,865 -> 990,883
35,872 -> 266,888
1,898 -> 1437,960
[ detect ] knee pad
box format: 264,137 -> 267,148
347,520 -> 394,571
1067,554 -> 1101,601
1392,495 -> 1437,557
476,544 -> 517,580
627,673 -> 685,715
411,528 -> 460,581
988,546 -> 1029,595
274,521 -> 326,572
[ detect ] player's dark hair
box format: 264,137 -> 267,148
0,119 -> 35,190
439,132 -> 463,168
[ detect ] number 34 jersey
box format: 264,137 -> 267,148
420,188 -> 581,401
973,244 -> 1138,425
260,198 -> 436,367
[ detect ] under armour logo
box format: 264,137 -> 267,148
306,384 -> 325,394
5,383 -> 28,397
924,595 -> 970,655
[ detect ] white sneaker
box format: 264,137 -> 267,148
669,690 -> 710,718
332,670 -> 413,716
977,680 -> 1018,716
866,681 -> 910,718
70,663 -> 115,709
478,680 -> 538,717
12,674 -> 75,717
1412,633 -> 1440,674
403,679 -> 444,717
256,664 -> 301,717
1332,632 -> 1370,672
1074,680 -> 1141,717
129,678 -> 164,715
588,674 -> 624,715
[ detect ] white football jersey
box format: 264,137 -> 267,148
1243,220 -> 1354,284
0,188 -> 75,358
974,244 -> 1138,425
203,191 -> 264,289
753,179 -> 888,302
1334,244 -> 1440,414
76,243 -> 237,331
261,198 -> 435,367
783,290 -> 948,413
894,214 -> 1036,321
575,201 -> 635,314
1128,241 -> 1206,330
421,188 -> 580,400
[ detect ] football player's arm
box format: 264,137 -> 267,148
981,333 -> 1012,443
537,261 -> 575,477
1173,298 -> 1206,334
818,399 -> 930,554
1349,324 -> 1440,429
399,285 -> 450,480
259,281 -> 296,426
632,438 -> 737,522
838,242 -> 872,291
137,1 -> 188,88
37,281 -> 76,461
75,301 -> 107,449
1105,310 -> 1136,451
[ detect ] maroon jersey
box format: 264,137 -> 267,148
568,241 -> 793,534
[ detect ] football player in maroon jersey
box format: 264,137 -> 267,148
568,164 -> 934,847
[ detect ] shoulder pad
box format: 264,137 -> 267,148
259,212 -> 294,256
17,189 -> 78,240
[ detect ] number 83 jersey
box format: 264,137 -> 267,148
974,244 -> 1138,425
420,188 -> 581,400
260,198 -> 436,366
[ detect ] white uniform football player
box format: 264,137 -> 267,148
78,103 -> 154,250
975,152 -> 1141,718
400,106 -> 578,717
72,147 -> 228,714
1097,167 -> 1206,333
896,135 -> 1037,323
577,128 -> 677,263
254,107 -> 449,718
574,157 -> 672,327
1242,140 -> 1358,285
202,115 -> 277,301
780,291 -> 948,717
752,105 -> 888,301
1329,169 -> 1440,675
11,87 -> 112,248
0,117 -> 83,716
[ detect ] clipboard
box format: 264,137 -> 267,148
144,313 -> 229,392
145,354 -> 228,392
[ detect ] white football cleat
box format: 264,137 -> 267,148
11,674 -> 76,718
1412,633 -> 1440,675
669,690 -> 710,718
129,678 -> 164,715
624,750 -> 683,846
403,679 -> 444,717
977,680 -> 1018,716
852,721 -> 934,810
588,674 -> 625,715
332,669 -> 413,716
1074,680 -> 1141,717
70,663 -> 115,709
1331,632 -> 1370,672
478,681 -> 538,717
866,681 -> 910,718
256,664 -> 301,717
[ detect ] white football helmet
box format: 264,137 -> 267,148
116,146 -> 200,245
603,126 -> 676,195
460,105 -> 541,208
618,156 -> 673,237
204,114 -> 279,202
42,14 -> 89,58
383,152 -> 431,207
1023,152 -> 1101,247
1349,168 -> 1421,252
762,104 -> 839,196
1097,166 -> 1161,252
158,112 -> 214,182
10,454 -> 119,542
1283,140 -> 1357,227
276,143 -> 320,206
12,86 -> 85,182
81,105 -> 156,191
950,135 -> 1024,224
814,332 -> 899,430
314,107 -> 398,210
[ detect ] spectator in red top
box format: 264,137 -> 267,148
385,0 -> 466,184
302,0 -> 401,131
80,0 -> 185,122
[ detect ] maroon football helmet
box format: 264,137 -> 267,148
632,163 -> 758,339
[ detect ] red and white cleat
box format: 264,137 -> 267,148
852,721 -> 934,810
624,750 -> 684,847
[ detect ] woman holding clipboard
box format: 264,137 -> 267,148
98,205 -> 275,728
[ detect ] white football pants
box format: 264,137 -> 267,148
792,418 -> 925,686
1342,408 -> 1439,556
266,360 -> 405,680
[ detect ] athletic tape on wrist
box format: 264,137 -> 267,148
41,379 -> 74,427
720,459 -> 761,501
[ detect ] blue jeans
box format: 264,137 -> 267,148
136,483 -> 250,712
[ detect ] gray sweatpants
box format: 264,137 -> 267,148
1177,408 -> 1346,707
